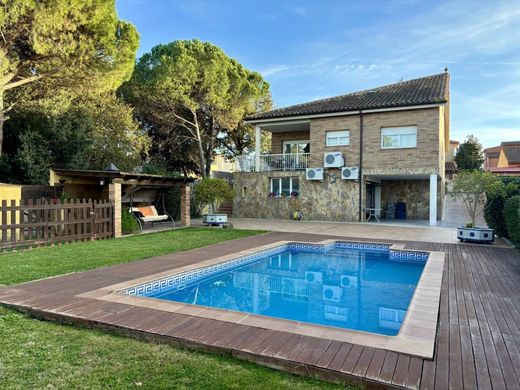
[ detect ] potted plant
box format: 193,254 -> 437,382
194,178 -> 234,226
450,170 -> 504,243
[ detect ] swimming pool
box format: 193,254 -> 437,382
124,241 -> 428,336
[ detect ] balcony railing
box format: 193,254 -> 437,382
236,153 -> 310,172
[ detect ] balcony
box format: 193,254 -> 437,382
236,153 -> 310,172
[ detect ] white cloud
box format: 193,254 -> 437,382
260,65 -> 292,77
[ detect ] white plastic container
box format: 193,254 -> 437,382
203,214 -> 228,226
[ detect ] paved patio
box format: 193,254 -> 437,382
1,232 -> 519,389
218,218 -> 510,247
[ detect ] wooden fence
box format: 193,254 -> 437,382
0,199 -> 113,252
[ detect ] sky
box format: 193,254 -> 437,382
116,0 -> 520,148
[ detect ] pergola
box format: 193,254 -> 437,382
49,168 -> 195,237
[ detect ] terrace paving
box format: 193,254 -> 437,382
1,232 -> 519,389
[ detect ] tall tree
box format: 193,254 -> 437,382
121,40 -> 270,177
0,93 -> 150,184
0,0 -> 139,155
455,134 -> 484,171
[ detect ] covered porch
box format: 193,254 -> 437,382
236,121 -> 311,172
364,173 -> 440,226
50,168 -> 194,236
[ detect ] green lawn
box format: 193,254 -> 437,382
0,228 -> 345,389
0,227 -> 265,285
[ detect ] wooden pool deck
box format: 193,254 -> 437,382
1,232 -> 519,389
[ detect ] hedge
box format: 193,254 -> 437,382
485,176 -> 520,237
504,196 -> 520,245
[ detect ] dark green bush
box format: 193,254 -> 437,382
485,177 -> 520,237
121,208 -> 139,235
504,196 -> 520,245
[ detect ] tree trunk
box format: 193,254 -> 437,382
192,112 -> 206,178
204,115 -> 215,178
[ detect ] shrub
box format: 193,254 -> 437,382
484,177 -> 520,237
121,208 -> 140,235
504,196 -> 520,245
193,178 -> 234,214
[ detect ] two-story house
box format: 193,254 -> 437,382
233,72 -> 450,226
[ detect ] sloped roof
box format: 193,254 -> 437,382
445,161 -> 457,173
501,141 -> 520,163
247,72 -> 450,121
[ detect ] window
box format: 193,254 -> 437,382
326,130 -> 350,146
270,177 -> 299,197
381,126 -> 417,149
283,140 -> 310,154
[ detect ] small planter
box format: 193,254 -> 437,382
203,214 -> 228,226
457,226 -> 494,244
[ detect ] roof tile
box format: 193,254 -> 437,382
248,72 -> 450,121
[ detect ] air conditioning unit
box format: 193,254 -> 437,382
305,271 -> 323,285
341,166 -> 359,180
322,285 -> 343,302
306,168 -> 324,180
324,152 -> 344,168
340,275 -> 358,289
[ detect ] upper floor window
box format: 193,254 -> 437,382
326,130 -> 350,146
283,140 -> 310,154
381,126 -> 417,149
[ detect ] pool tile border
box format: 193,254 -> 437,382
78,239 -> 444,359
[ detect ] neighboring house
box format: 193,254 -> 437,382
233,72 -> 450,226
484,141 -> 520,176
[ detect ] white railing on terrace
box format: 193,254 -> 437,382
236,153 -> 310,172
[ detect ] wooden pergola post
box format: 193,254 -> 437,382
180,184 -> 190,227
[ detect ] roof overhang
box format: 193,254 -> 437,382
50,168 -> 195,187
246,103 -> 446,125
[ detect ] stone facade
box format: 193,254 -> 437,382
233,171 -> 360,221
380,180 -> 430,219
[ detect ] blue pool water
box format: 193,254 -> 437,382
135,244 -> 427,336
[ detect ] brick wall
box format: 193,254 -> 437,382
180,185 -> 191,227
308,107 -> 444,176
271,131 -> 311,154
108,181 -> 121,238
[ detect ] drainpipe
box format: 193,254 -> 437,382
358,110 -> 364,222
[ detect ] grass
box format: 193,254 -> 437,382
0,227 -> 265,285
0,307 -> 341,389
0,228 -> 346,389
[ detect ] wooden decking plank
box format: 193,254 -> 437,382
378,351 -> 399,384
304,338 -> 334,366
479,326 -> 507,390
391,354 -> 411,388
405,357 -> 423,390
351,347 -> 376,378
338,344 -> 363,374
282,335 -> 317,362
365,349 -> 386,381
315,341 -> 344,369
448,322 -> 463,390
459,324 -> 477,390
255,330 -> 295,356
327,343 -> 353,372
503,333 -> 520,379
420,359 -> 435,390
295,337 -> 330,364
490,331 -> 520,390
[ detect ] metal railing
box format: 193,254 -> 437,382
236,153 -> 310,172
